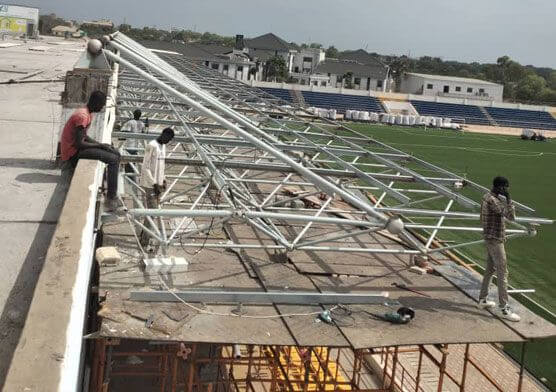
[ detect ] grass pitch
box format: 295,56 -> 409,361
347,123 -> 556,388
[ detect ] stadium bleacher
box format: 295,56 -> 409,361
259,87 -> 556,131
260,87 -> 293,103
260,87 -> 384,113
302,91 -> 384,113
410,101 -> 490,125
485,107 -> 556,130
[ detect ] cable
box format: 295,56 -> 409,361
178,174 -> 225,256
118,194 -> 148,258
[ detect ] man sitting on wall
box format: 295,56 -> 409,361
60,90 -> 121,211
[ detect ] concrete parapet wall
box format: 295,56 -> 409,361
4,54 -> 118,392
3,159 -> 102,391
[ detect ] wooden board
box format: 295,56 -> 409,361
435,261 -> 556,340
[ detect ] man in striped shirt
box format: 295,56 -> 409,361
478,176 -> 520,322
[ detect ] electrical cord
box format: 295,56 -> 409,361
118,166 -> 334,320
178,175 -> 222,256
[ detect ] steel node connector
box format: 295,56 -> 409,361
87,39 -> 103,55
386,216 -> 404,235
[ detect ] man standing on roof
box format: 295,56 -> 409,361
121,109 -> 147,174
122,109 -> 147,149
478,176 -> 520,322
139,127 -> 175,247
60,90 -> 121,211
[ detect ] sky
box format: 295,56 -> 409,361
12,0 -> 556,68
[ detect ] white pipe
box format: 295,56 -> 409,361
425,200 -> 454,249
171,242 -> 420,254
129,208 -> 383,228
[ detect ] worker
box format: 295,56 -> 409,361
122,109 -> 146,151
121,109 -> 146,174
60,90 -> 121,211
139,127 -> 175,247
478,176 -> 520,322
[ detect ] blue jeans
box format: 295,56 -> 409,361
70,147 -> 121,199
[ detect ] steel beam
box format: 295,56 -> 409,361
129,289 -> 390,304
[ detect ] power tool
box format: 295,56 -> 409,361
379,307 -> 415,324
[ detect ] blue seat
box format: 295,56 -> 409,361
485,107 -> 556,130
259,88 -> 385,113
301,91 -> 384,114
260,87 -> 293,103
410,101 -> 490,125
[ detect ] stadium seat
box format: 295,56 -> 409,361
301,91 -> 384,114
257,88 -> 385,114
410,101 -> 490,125
485,107 -> 556,130
260,87 -> 294,103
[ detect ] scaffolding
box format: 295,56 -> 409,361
89,340 -> 536,392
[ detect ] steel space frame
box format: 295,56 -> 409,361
103,32 -> 551,257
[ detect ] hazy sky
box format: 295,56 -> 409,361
13,0 -> 556,68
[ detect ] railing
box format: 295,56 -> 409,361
373,344 -> 532,392
437,92 -> 494,101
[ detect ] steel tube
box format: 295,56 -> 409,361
170,242 -> 420,254
129,290 -> 390,304
103,46 -> 393,227
129,208 -> 383,228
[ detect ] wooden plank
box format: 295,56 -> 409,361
435,261 -> 556,340
279,210 -> 525,349
227,224 -> 351,347
99,290 -> 297,346
307,271 -> 525,349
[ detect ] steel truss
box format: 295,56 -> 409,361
103,32 -> 551,257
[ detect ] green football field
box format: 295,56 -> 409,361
345,123 -> 556,389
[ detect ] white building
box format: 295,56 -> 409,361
310,59 -> 389,90
142,33 -> 390,91
51,25 -> 82,38
204,51 -> 260,82
243,33 -> 298,73
0,4 -> 39,37
289,47 -> 325,80
400,72 -> 504,101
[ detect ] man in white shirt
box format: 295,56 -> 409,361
122,109 -> 147,174
122,109 -> 147,148
139,127 -> 175,246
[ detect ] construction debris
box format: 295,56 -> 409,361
95,246 -> 121,265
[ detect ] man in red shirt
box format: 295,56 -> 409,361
60,90 -> 121,210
